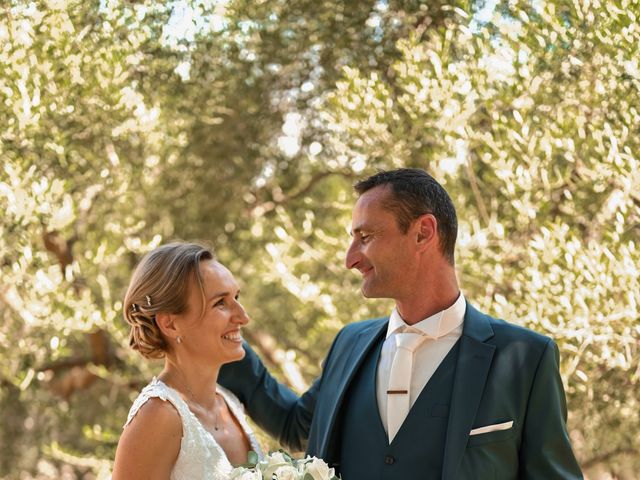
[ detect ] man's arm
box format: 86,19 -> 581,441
218,342 -> 320,452
519,339 -> 583,479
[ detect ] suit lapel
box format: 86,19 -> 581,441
442,304 -> 496,480
318,318 -> 388,456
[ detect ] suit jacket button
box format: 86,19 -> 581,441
384,455 -> 395,465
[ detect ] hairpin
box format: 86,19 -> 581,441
131,303 -> 139,313
145,295 -> 152,307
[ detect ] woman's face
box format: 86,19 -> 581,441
176,259 -> 249,366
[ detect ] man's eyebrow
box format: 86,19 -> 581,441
350,225 -> 372,236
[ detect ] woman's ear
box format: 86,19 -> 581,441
415,214 -> 437,251
155,312 -> 180,340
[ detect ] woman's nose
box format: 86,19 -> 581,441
233,301 -> 250,324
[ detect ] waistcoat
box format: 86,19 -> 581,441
338,335 -> 461,479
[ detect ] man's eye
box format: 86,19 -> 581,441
361,235 -> 370,243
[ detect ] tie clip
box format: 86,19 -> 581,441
387,390 -> 408,395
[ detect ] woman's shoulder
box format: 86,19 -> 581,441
114,380 -> 184,478
125,395 -> 182,435
124,377 -> 186,429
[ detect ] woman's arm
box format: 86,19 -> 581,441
112,397 -> 182,480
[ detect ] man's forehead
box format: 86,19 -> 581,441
350,214 -> 389,234
356,184 -> 392,206
350,186 -> 396,229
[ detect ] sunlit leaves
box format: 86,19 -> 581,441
322,0 -> 640,470
1,0 -> 639,476
0,2 -> 169,475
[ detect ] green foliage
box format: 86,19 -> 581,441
323,0 -> 640,471
0,0 -> 638,478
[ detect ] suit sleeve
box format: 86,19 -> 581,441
519,339 -> 583,479
218,341 -> 322,452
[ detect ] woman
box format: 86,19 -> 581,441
112,242 -> 263,479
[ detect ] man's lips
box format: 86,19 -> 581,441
359,266 -> 373,277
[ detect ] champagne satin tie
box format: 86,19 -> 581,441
386,332 -> 426,442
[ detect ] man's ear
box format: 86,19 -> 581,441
415,214 -> 438,251
155,312 -> 180,340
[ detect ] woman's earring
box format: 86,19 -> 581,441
176,336 -> 182,344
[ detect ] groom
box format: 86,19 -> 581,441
219,168 -> 583,479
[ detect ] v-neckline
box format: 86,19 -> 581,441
154,378 -> 257,463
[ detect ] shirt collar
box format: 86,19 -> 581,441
386,292 -> 466,339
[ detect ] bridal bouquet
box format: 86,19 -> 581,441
230,451 -> 340,480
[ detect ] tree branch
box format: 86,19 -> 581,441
39,190 -> 114,397
248,170 -> 355,216
37,357 -> 94,373
581,447 -> 638,469
465,157 -> 490,226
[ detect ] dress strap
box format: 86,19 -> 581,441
123,377 -> 190,429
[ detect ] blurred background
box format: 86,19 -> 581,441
1,0 -> 638,478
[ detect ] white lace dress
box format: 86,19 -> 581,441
123,377 -> 263,480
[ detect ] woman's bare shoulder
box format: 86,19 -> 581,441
132,395 -> 181,424
113,397 -> 182,479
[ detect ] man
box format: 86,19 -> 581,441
219,168 -> 583,479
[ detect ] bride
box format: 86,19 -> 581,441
112,242 -> 263,479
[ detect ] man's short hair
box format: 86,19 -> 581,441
354,168 -> 458,264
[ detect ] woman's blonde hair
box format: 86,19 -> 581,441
123,241 -> 214,359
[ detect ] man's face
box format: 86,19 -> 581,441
345,186 -> 417,300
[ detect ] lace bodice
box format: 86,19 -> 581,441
123,377 -> 263,480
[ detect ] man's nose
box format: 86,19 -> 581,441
345,240 -> 360,269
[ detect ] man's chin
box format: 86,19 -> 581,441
361,284 -> 382,299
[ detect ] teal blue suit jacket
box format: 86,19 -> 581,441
219,303 -> 583,479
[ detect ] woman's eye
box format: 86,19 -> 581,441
214,299 -> 225,308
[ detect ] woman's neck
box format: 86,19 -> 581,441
160,357 -> 221,410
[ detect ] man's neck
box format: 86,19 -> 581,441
395,272 -> 460,325
392,253 -> 461,324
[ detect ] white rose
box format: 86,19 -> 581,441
273,465 -> 301,480
267,452 -> 288,465
260,452 -> 290,478
229,468 -> 262,480
303,457 -> 335,480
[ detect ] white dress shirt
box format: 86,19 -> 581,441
376,293 -> 466,435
